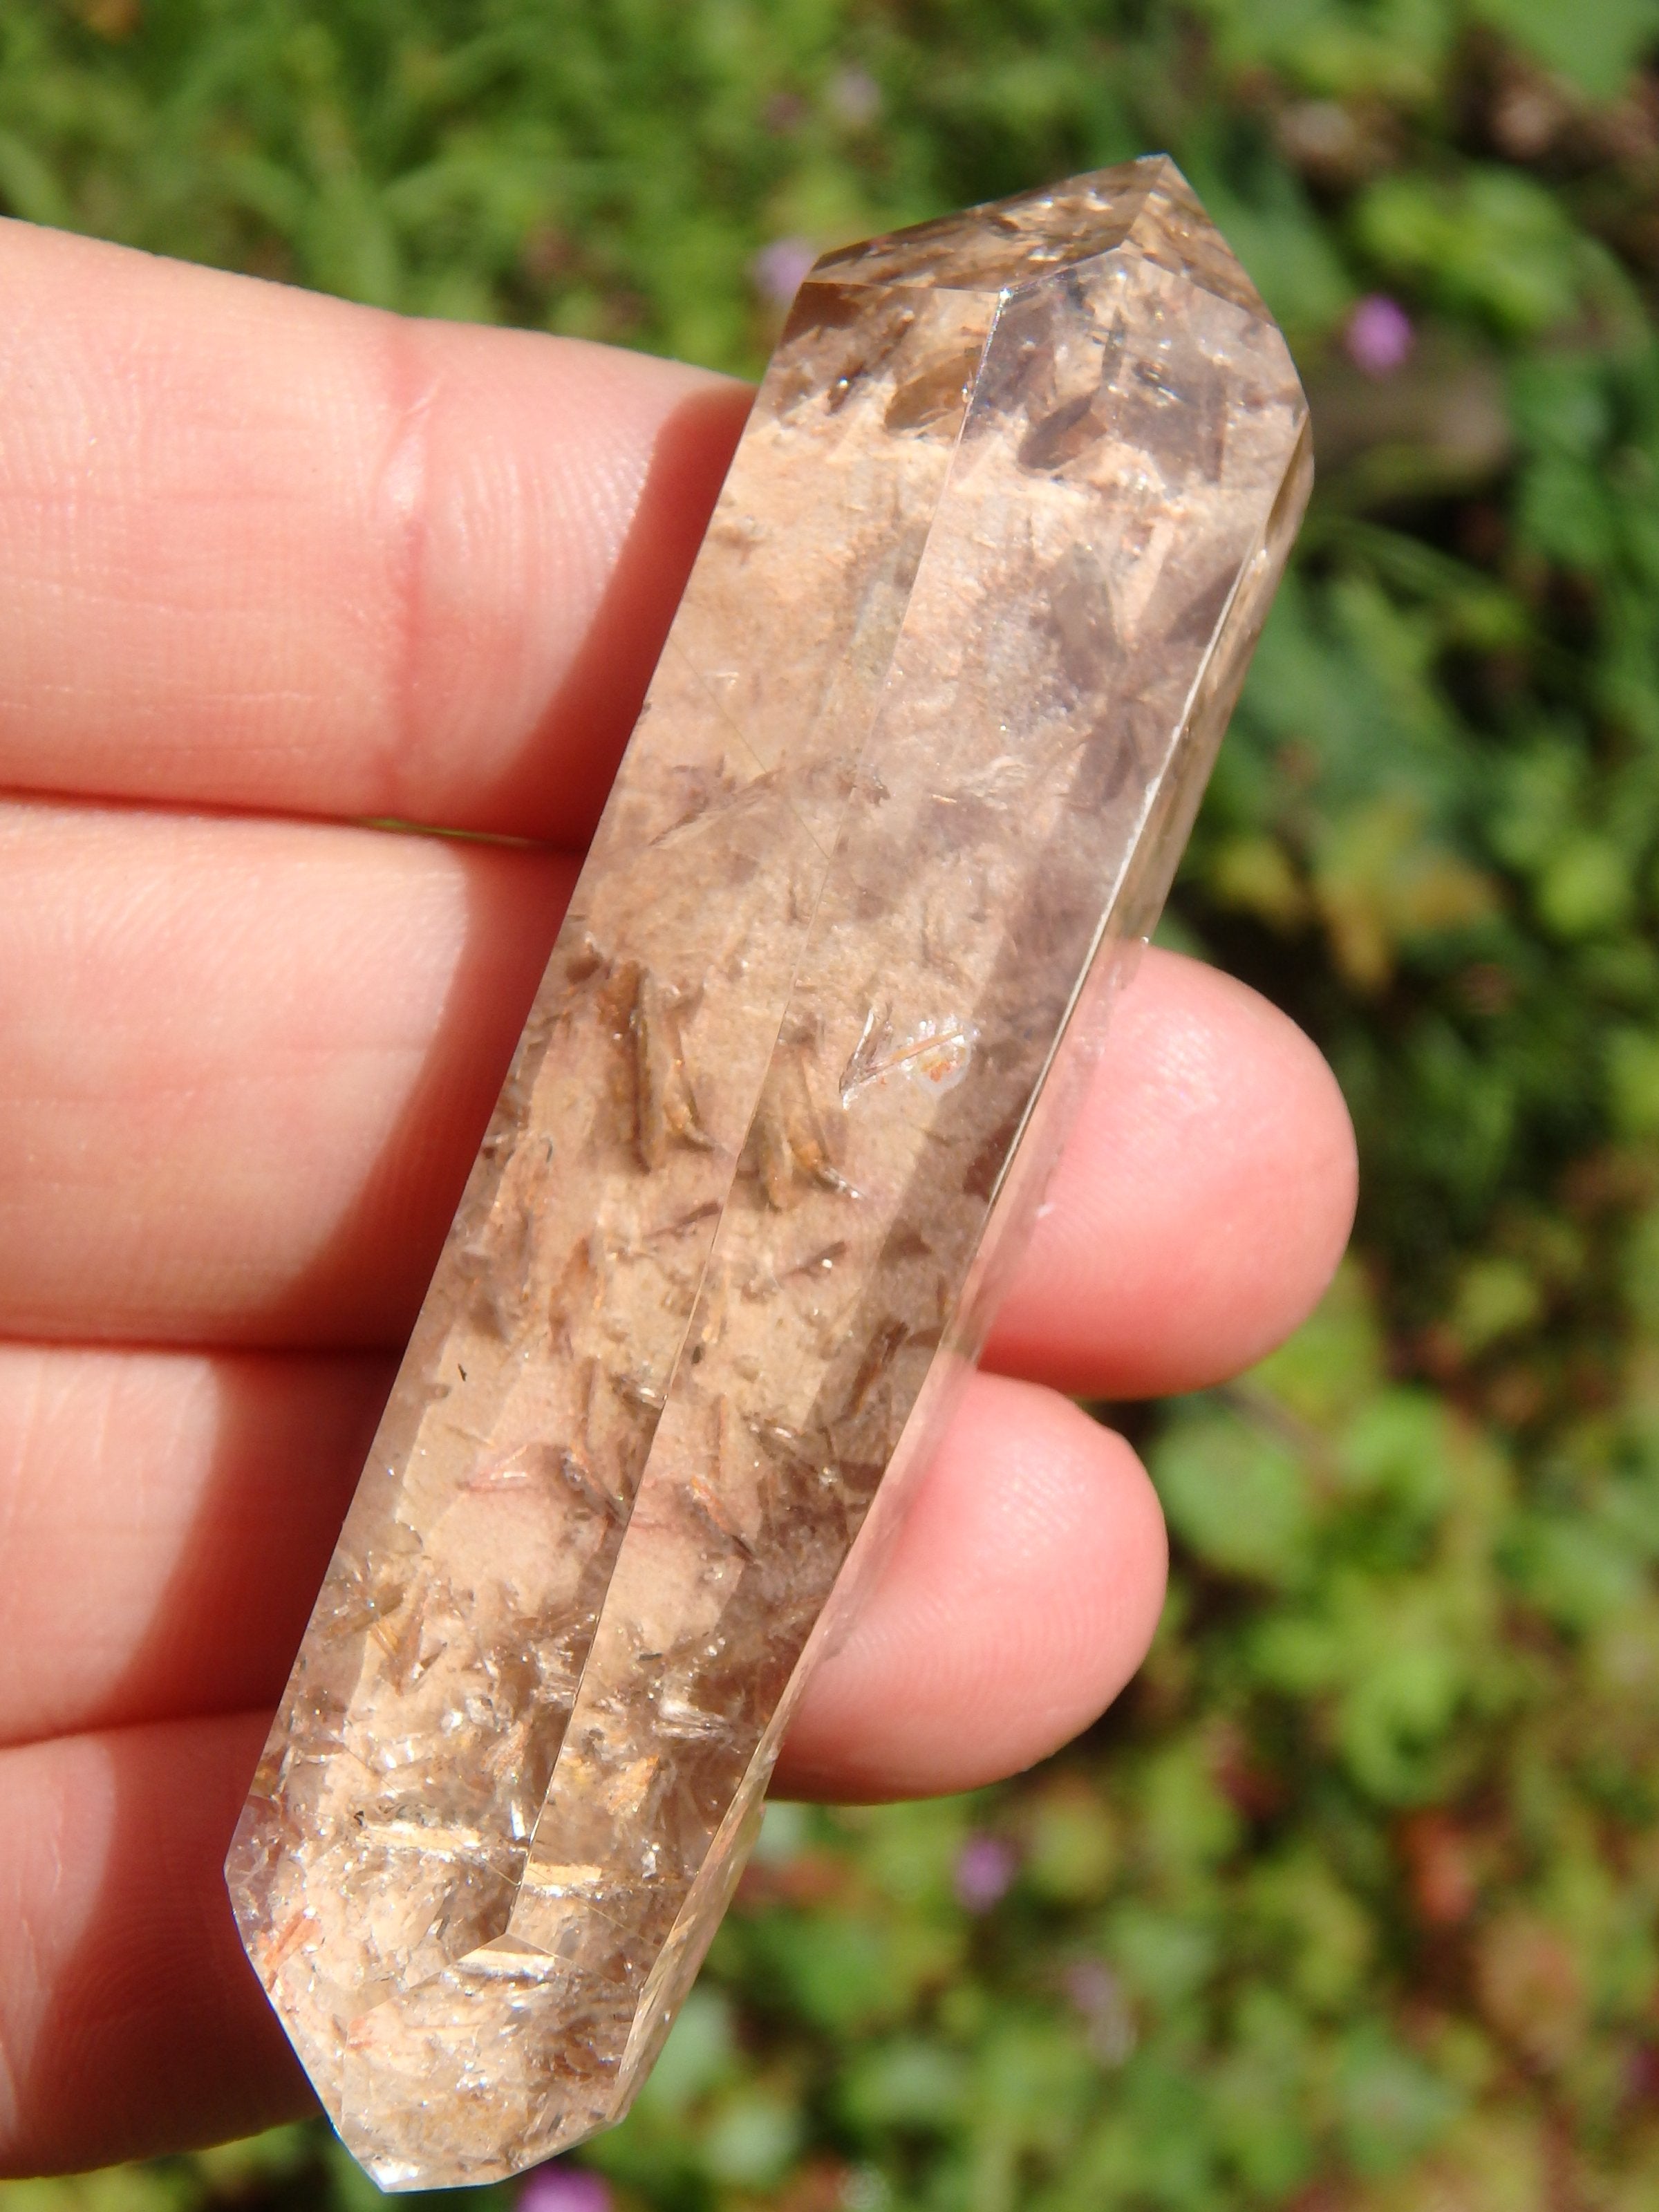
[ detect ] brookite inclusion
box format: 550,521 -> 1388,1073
228,156 -> 1311,2188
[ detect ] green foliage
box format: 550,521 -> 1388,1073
1474,0 -> 1659,100
4,0 -> 1659,2206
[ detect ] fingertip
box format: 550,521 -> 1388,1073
986,948 -> 1357,1399
778,1374 -> 1166,1801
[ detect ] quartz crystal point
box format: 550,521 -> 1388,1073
229,156 -> 1311,2188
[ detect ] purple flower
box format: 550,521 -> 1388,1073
753,236 -> 817,306
1345,294 -> 1414,378
954,1833 -> 1018,1913
517,2164 -> 612,2212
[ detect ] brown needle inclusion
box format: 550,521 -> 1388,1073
228,156 -> 1311,2188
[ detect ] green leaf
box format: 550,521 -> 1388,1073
1471,0 -> 1659,100
1250,1265 -> 1387,1429
1138,1737 -> 1244,1880
1356,167 -> 1588,333
0,124 -> 73,225
837,2039 -> 969,2134
1535,832 -> 1636,939
1449,1257 -> 1544,1355
632,1989 -> 735,2117
1152,1406 -> 1316,1586
1503,1510 -> 1649,1630
1606,1027 -> 1659,1136
1197,0 -> 1454,101
1022,1780 -> 1119,1906
1244,1852 -> 1376,2012
1211,1989 -> 1318,2196
1337,1387 -> 1458,1535
1106,1901 -> 1219,2013
700,2092 -> 803,2190
1333,2025 -> 1462,2177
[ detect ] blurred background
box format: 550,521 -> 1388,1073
3,0 -> 1659,2206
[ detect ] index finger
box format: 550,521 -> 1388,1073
0,219 -> 749,842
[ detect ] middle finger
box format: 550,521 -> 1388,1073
0,800 -> 1351,1378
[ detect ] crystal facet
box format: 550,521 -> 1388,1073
228,156 -> 1311,2189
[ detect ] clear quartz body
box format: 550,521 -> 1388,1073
227,154 -> 1311,2188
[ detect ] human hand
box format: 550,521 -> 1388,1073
0,220 -> 1356,2175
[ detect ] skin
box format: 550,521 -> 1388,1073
0,218 -> 1358,2177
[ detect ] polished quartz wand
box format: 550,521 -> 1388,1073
228,156 -> 1311,2188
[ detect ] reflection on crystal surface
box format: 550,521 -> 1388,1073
228,154 -> 1311,2188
